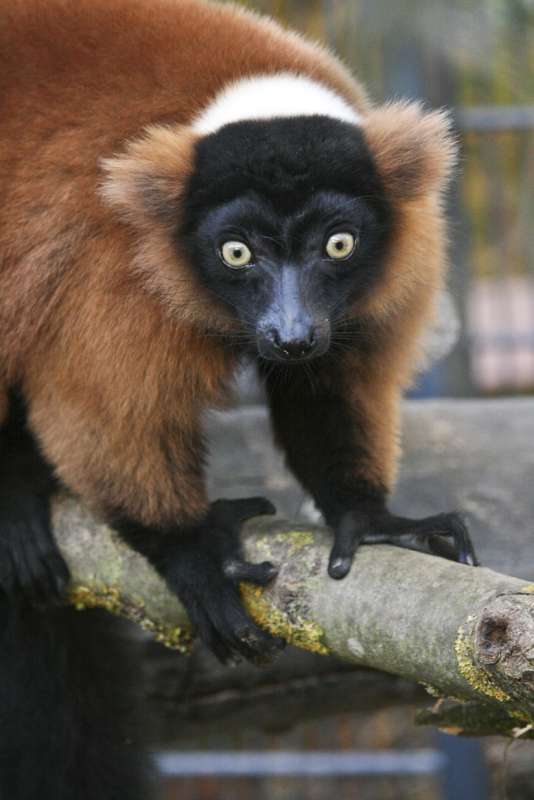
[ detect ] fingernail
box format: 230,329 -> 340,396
223,559 -> 240,579
328,558 -> 350,579
460,552 -> 475,567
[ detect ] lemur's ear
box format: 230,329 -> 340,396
101,124 -> 200,227
361,102 -> 458,200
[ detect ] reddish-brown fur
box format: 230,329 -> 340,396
0,0 -> 455,525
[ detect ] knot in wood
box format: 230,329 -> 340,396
477,614 -> 509,665
475,596 -> 534,684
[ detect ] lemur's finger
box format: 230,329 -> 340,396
424,515 -> 478,565
223,558 -> 278,585
357,511 -> 479,567
181,592 -> 236,664
447,513 -> 479,566
384,512 -> 479,566
200,622 -> 237,665
328,511 -> 367,579
207,584 -> 285,663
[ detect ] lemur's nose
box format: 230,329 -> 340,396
269,328 -> 317,360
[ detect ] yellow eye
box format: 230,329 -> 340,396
325,232 -> 357,260
220,241 -> 253,269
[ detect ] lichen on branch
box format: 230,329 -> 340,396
52,493 -> 534,730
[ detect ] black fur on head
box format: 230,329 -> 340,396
179,116 -> 393,362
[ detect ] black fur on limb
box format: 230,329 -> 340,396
0,395 -> 154,800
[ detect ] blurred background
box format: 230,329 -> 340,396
160,1 -> 534,798
235,0 -> 534,400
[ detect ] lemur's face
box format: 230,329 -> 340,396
188,190 -> 387,362
182,116 -> 392,363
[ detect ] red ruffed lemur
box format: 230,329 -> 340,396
0,0 -> 477,796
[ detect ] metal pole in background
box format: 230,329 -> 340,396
437,734 -> 491,800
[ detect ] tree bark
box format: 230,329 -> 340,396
53,493 -> 534,737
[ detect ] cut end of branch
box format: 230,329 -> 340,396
455,617 -> 511,703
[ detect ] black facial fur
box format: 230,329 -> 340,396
180,116 -> 392,360
183,116 -> 388,216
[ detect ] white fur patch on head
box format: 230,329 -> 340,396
192,73 -> 362,135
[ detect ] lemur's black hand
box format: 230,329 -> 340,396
159,498 -> 284,664
328,509 -> 478,580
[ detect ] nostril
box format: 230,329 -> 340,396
267,329 -> 282,348
264,327 -> 320,360
282,339 -> 313,358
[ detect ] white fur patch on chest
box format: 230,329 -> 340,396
192,72 -> 362,134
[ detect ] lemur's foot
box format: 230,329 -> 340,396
0,495 -> 70,607
161,497 -> 285,664
328,509 -> 478,580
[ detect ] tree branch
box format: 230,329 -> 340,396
53,493 -> 534,735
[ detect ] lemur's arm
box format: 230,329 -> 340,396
22,346 -> 283,663
261,349 -> 477,578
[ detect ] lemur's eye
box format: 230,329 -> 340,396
325,232 -> 357,260
220,241 -> 253,269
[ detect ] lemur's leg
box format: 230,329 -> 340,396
261,359 -> 478,579
0,392 -> 154,800
0,391 -> 69,605
25,369 -> 284,663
